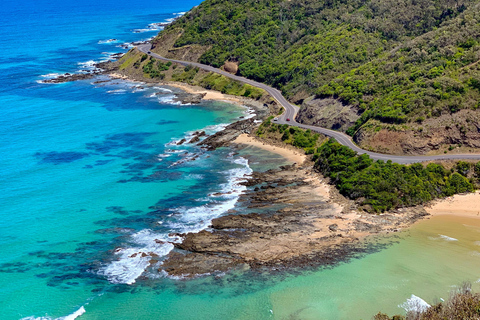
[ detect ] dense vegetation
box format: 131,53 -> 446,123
141,56 -> 171,79
159,0 -> 480,133
257,120 -> 477,212
315,139 -> 475,212
375,283 -> 480,320
256,117 -> 323,153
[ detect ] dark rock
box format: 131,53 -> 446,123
296,97 -> 361,132
199,118 -> 255,150
173,92 -> 206,104
328,224 -> 338,232
189,136 -> 200,143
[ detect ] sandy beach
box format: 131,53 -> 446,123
425,191 -> 480,218
165,82 -> 242,103
233,133 -> 306,164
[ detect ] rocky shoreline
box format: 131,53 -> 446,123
101,59 -> 431,279
157,116 -> 429,278
40,61 -> 119,84
159,160 -> 428,278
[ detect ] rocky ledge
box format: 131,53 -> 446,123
199,118 -> 256,151
41,61 -> 117,84
173,92 -> 206,104
159,164 -> 428,278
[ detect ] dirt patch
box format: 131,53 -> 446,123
223,61 -> 238,74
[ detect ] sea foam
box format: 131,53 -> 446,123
399,294 -> 430,313
439,234 -> 458,241
99,229 -> 174,285
99,156 -> 252,284
21,306 -> 86,320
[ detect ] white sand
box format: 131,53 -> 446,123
425,191 -> 480,218
232,134 -> 306,164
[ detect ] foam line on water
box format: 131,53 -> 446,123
20,306 -> 86,320
99,156 -> 252,284
439,234 -> 458,241
399,294 -> 430,313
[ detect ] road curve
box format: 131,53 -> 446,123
137,43 -> 480,164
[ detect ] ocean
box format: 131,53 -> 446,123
2,0 -> 480,319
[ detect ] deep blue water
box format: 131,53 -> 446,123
0,1 -> 290,318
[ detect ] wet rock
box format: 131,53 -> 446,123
173,92 -> 206,104
160,251 -> 244,278
189,136 -> 200,143
177,138 -> 186,145
42,73 -> 95,83
328,224 -> 338,232
199,118 -> 255,150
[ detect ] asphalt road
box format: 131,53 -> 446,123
137,43 -> 480,164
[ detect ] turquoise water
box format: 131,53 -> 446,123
2,0 -> 480,319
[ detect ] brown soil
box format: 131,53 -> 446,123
355,110 -> 480,155
223,61 -> 238,74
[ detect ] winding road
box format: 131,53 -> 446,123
138,43 -> 480,164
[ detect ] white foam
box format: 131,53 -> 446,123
203,123 -> 229,135
428,234 -> 459,242
399,294 -> 430,313
40,73 -> 62,78
133,28 -> 160,33
153,87 -> 173,93
157,95 -> 183,105
98,39 -> 120,44
439,234 -> 458,241
77,60 -> 104,74
59,307 -> 86,320
471,251 -> 480,257
100,156 -> 252,284
168,157 -> 252,233
242,105 -> 256,120
107,89 -> 126,94
78,60 -> 97,68
99,229 -> 174,284
20,306 -> 86,320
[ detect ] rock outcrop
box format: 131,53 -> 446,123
354,109 -> 480,155
173,92 -> 206,104
159,165 -> 428,278
199,118 -> 256,150
296,97 -> 361,132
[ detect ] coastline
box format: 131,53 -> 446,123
105,59 -> 479,279
233,133 -> 307,164
108,72 -> 266,110
164,81 -> 242,104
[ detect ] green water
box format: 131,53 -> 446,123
74,214 -> 480,320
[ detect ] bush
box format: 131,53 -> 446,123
315,139 -> 475,212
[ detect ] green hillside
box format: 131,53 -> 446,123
151,0 -> 480,152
